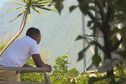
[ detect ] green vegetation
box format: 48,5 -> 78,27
21,58 -> 45,82
0,43 -> 5,51
1,0 -> 126,83
21,55 -> 89,83
52,0 -> 126,77
21,55 -> 126,84
0,41 -> 126,84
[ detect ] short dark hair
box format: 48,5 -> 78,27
26,27 -> 40,36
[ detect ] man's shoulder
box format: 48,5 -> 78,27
22,36 -> 37,45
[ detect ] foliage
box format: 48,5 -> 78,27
0,43 -> 6,52
0,41 -> 126,84
87,63 -> 126,84
51,0 -> 64,14
2,0 -> 126,83
50,55 -> 79,84
51,0 -> 126,77
21,58 -> 45,82
20,55 -> 126,84
0,0 -> 54,55
10,0 -> 54,21
21,73 -> 45,82
21,55 -> 89,83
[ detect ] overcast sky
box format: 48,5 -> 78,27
0,0 -> 10,8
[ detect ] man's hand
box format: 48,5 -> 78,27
43,64 -> 52,72
32,54 -> 52,72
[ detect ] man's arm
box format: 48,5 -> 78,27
32,54 -> 45,67
32,54 -> 52,72
23,64 -> 33,67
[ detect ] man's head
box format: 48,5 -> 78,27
26,27 -> 41,44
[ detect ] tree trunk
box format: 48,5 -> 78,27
102,24 -> 114,77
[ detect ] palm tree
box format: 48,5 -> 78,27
0,0 -> 54,83
0,0 -> 54,55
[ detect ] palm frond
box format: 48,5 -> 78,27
22,0 -> 29,3
33,5 -> 55,11
34,0 -> 49,4
6,7 -> 22,12
31,5 -> 42,14
8,0 -> 53,21
9,12 -> 24,22
5,2 -> 24,6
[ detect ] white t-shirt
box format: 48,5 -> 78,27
0,36 -> 39,67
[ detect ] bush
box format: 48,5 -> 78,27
1,40 -> 126,83
21,58 -> 45,82
50,55 -> 89,84
11,54 -> 126,83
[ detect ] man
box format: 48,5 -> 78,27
0,27 -> 52,82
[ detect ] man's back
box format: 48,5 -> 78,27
0,27 -> 52,83
0,36 -> 39,67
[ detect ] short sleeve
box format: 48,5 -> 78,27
29,41 -> 39,55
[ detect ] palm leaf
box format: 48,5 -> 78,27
38,7 -> 55,11
6,7 -> 22,12
9,12 -> 24,22
33,5 -> 55,11
5,2 -> 24,6
31,5 -> 42,14
34,0 -> 50,4
22,0 -> 30,4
